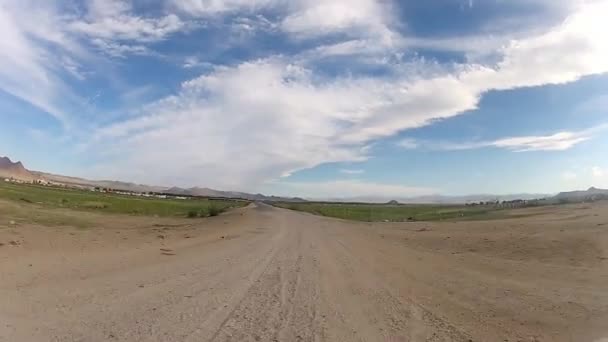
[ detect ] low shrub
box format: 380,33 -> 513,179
208,205 -> 223,217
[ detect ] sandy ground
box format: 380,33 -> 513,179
1,200 -> 607,342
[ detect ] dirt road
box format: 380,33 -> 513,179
1,202 -> 608,341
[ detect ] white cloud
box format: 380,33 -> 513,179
3,0 -> 608,193
173,0 -> 396,44
70,0 -> 185,43
592,166 -> 604,177
0,0 -> 187,122
398,126 -> 603,152
492,131 -> 591,152
0,1 -> 87,122
559,165 -> 608,189
182,56 -> 214,69
561,171 -> 578,181
332,1 -> 608,144
86,1 -> 608,189
281,0 -> 393,40
90,39 -> 153,58
339,169 -> 364,175
89,59 -> 373,188
589,166 -> 608,188
67,0 -> 186,57
60,56 -> 87,81
171,0 -> 278,15
460,1 -> 608,92
396,138 -> 419,150
268,179 -> 436,199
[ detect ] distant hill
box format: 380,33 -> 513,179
9,155 -> 604,205
160,186 -> 305,202
553,187 -> 608,202
31,171 -> 167,193
0,156 -> 35,181
0,155 -> 291,203
329,193 -> 551,204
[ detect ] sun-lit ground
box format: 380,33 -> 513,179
1,192 -> 607,341
273,201 -> 549,222
0,182 -> 248,224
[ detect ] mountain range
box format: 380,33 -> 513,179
0,156 -> 34,181
331,193 -> 553,204
1,155 -> 606,204
554,187 -> 608,202
0,156 -> 304,202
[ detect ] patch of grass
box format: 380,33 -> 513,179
81,201 -> 110,209
0,202 -> 93,229
0,182 -> 248,218
208,205 -> 223,217
274,202 -> 506,222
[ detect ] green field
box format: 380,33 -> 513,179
274,202 -> 506,222
0,181 -> 248,218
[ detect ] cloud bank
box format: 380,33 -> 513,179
91,1 -> 608,189
399,124 -> 607,152
1,0 -> 607,193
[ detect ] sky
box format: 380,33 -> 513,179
1,0 -> 607,198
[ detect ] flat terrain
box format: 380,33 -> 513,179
1,199 -> 608,341
0,182 -> 247,218
274,201 -> 518,222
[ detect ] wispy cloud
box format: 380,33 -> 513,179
280,0 -> 394,40
69,0 -> 185,43
399,125 -> 607,152
182,56 -> 214,69
561,171 -> 577,181
88,0 -> 608,188
592,166 -> 604,178
89,39 -> 153,58
339,169 -> 365,175
268,179 -> 436,198
0,1 -> 86,123
172,0 -> 394,40
396,139 -> 419,150
0,0 -> 189,124
2,0 -> 608,190
492,132 -> 591,152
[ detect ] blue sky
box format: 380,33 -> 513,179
1,0 -> 607,198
